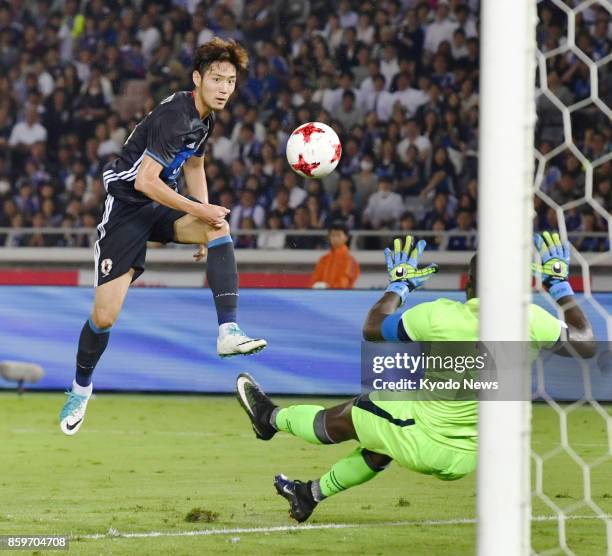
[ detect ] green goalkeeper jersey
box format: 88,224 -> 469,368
399,298 -> 562,450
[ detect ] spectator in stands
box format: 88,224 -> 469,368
270,186 -> 295,228
422,192 -> 454,230
428,217 -> 448,251
9,105 -> 47,151
0,0 -> 605,253
550,174 -> 580,206
336,90 -> 363,132
420,146 -> 457,200
353,153 -> 378,206
363,73 -> 396,122
574,211 -> 601,252
447,209 -> 476,251
397,145 -> 424,198
380,42 -> 400,87
397,118 -> 432,162
281,170 -> 307,209
0,197 -> 17,231
306,194 -> 327,230
328,190 -> 360,231
257,212 -> 286,250
399,211 -> 417,232
8,212 -> 27,247
237,123 -> 261,163
362,177 -> 403,230
309,221 -> 360,289
424,3 -> 458,54
286,206 -> 319,249
594,179 -> 610,211
230,189 -> 265,231
235,217 -> 258,249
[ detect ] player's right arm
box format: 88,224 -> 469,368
363,236 -> 437,340
533,231 -> 596,358
135,155 -> 228,229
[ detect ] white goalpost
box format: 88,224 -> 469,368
478,1 -> 536,555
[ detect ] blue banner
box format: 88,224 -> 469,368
1,287 -> 611,398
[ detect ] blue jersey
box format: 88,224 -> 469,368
102,91 -> 215,204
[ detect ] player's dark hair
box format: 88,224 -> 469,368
193,37 -> 249,76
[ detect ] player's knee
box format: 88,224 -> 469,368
208,219 -> 230,241
91,307 -> 118,330
362,449 -> 392,471
220,220 -> 231,236
322,403 -> 357,442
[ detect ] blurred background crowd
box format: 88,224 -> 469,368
0,0 -> 610,250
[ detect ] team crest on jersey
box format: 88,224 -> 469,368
101,258 -> 113,277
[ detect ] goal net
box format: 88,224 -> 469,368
532,0 -> 612,554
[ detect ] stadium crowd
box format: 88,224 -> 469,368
0,0 -> 610,250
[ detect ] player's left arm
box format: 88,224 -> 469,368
183,155 -> 209,204
363,236 -> 437,340
183,155 -> 211,261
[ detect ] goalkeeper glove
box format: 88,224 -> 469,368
532,231 -> 573,301
384,236 -> 438,305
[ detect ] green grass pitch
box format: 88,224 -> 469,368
1,393 -> 610,555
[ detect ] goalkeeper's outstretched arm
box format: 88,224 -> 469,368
533,232 -> 596,358
363,236 -> 437,341
363,292 -> 403,341
555,296 -> 596,358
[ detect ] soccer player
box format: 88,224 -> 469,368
236,232 -> 595,522
60,38 -> 266,436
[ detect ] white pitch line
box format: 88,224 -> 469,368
76,514 -> 612,541
7,428 -> 254,438
7,429 -> 610,447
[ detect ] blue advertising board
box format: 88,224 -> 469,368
1,287 -> 611,399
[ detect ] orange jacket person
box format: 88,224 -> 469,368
310,221 -> 360,289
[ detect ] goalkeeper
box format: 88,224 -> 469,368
236,231 -> 595,522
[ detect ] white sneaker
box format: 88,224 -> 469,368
217,323 -> 267,357
59,384 -> 92,436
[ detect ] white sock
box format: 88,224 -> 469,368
72,380 -> 93,397
219,322 -> 238,336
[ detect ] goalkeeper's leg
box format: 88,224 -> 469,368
235,372 -> 357,443
274,448 -> 391,522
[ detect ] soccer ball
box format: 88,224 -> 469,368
286,122 -> 342,179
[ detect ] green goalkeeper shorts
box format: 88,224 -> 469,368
351,395 -> 477,481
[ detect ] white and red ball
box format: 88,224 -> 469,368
286,122 -> 342,179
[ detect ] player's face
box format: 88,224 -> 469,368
195,61 -> 237,111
